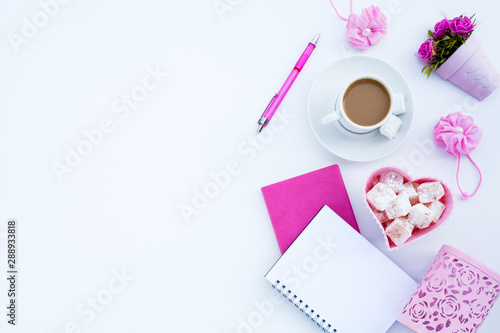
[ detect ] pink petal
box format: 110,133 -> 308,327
348,36 -> 369,50
457,116 -> 474,130
367,30 -> 386,45
361,6 -> 387,30
466,128 -> 482,144
447,113 -> 460,127
347,13 -> 369,31
346,28 -> 364,40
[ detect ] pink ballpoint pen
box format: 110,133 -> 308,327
257,33 -> 320,132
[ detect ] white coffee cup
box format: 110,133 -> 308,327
321,75 -> 394,134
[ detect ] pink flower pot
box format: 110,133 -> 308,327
398,245 -> 500,332
435,35 -> 500,101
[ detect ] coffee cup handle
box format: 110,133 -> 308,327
321,111 -> 341,125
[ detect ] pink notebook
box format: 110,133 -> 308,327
261,164 -> 359,254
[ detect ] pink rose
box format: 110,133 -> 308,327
433,19 -> 449,38
449,16 -> 474,35
418,40 -> 435,60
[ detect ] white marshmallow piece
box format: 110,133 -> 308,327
392,93 -> 406,115
373,209 -> 391,225
366,183 -> 397,211
386,217 -> 414,246
418,182 -> 445,203
386,192 -> 412,220
408,203 -> 434,229
400,182 -> 419,205
425,200 -> 446,223
379,115 -> 402,140
379,170 -> 404,193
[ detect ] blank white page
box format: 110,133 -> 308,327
265,206 -> 418,333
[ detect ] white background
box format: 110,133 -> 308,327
1,0 -> 499,332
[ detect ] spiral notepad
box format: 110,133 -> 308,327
265,206 -> 418,333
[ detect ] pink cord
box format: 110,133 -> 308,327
456,154 -> 482,199
329,0 -> 353,21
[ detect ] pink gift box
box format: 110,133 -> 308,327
398,244 -> 500,332
364,167 -> 453,250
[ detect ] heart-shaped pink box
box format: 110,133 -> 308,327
364,167 -> 454,250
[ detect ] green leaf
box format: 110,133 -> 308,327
428,30 -> 434,37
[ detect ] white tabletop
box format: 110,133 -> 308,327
1,0 -> 499,332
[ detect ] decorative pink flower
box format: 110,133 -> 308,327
450,16 -> 474,35
418,40 -> 435,60
427,275 -> 447,293
456,268 -> 479,287
468,299 -> 487,319
433,19 -> 450,38
408,301 -> 429,322
346,6 -> 387,50
433,112 -> 482,156
437,294 -> 461,319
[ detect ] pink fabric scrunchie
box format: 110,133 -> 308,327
433,112 -> 482,199
346,6 -> 387,50
329,1 -> 387,50
434,112 -> 482,156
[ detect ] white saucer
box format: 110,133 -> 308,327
307,56 -> 414,162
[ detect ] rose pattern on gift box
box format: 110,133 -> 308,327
400,249 -> 500,332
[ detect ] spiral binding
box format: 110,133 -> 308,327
272,280 -> 338,333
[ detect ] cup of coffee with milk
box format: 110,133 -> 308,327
322,75 -> 394,134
